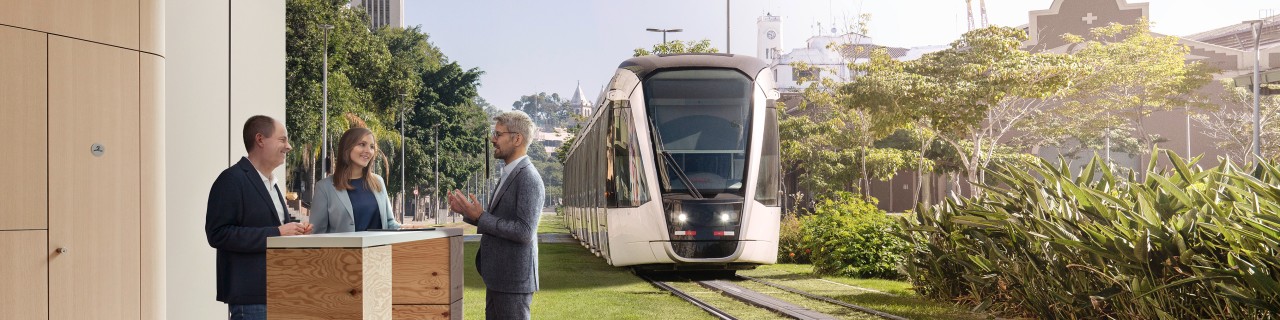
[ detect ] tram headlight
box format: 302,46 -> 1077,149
719,213 -> 730,223
677,213 -> 688,223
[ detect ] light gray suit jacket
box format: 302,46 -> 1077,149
310,174 -> 402,233
466,157 -> 544,293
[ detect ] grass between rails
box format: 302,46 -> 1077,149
664,280 -> 783,320
742,264 -> 991,320
731,280 -> 881,320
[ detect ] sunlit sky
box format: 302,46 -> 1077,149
405,0 -> 1275,112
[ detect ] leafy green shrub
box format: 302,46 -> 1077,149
801,191 -> 908,278
901,151 -> 1280,319
777,213 -> 810,263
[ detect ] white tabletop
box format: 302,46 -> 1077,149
267,228 -> 463,248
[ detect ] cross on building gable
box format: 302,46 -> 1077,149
1083,12 -> 1099,24
1027,0 -> 1149,50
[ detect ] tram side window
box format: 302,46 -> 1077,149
606,101 -> 650,208
754,99 -> 781,206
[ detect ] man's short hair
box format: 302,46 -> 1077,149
494,110 -> 535,149
243,115 -> 277,152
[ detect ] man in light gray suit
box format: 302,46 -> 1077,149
448,110 -> 544,320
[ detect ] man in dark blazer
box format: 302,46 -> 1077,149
449,110 -> 545,320
206,115 -> 312,320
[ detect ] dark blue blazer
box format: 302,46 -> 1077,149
205,157 -> 289,305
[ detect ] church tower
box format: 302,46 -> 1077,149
569,82 -> 593,118
758,13 -> 782,63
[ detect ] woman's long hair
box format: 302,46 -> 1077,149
332,127 -> 382,192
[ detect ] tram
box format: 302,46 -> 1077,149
562,53 -> 782,271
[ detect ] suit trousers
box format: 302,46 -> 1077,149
485,289 -> 532,320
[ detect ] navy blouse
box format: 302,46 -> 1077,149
348,177 -> 382,231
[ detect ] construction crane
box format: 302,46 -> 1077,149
964,0 -> 990,31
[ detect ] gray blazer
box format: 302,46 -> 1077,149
466,157 -> 544,293
310,174 -> 402,233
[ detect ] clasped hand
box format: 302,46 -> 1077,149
278,222 -> 312,236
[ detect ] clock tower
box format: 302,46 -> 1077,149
757,13 -> 782,63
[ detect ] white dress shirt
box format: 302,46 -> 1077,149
249,160 -> 286,223
490,155 -> 528,206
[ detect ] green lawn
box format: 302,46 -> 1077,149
536,212 -> 568,234
456,210 -> 984,319
462,242 -> 717,319
416,210 -> 564,235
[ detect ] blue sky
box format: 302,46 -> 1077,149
405,0 -> 1276,111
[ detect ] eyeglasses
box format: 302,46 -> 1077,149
492,131 -> 519,138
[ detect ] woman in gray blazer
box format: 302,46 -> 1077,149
310,127 -> 402,233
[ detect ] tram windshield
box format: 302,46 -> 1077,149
644,69 -> 752,198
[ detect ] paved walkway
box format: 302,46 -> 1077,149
463,233 -> 576,243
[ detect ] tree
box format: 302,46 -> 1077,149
286,0 -> 399,199
401,61 -> 488,202
285,0 -> 489,214
1192,80 -> 1280,160
633,39 -> 719,57
899,26 -> 1080,195
1062,19 -> 1213,175
782,15 -> 937,205
512,92 -> 576,129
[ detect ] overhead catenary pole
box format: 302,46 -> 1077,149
1247,19 -> 1264,161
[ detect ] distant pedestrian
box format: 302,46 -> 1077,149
449,110 -> 544,320
205,115 -> 312,320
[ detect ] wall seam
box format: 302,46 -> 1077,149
45,31 -> 51,320
1,23 -> 139,54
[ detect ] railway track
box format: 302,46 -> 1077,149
641,272 -> 909,320
638,274 -> 738,320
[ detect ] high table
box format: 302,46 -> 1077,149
265,228 -> 463,319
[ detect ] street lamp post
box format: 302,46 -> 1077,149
399,92 -> 408,222
320,24 -> 334,175
725,0 -> 730,53
1246,19 -> 1264,161
434,124 -> 441,225
645,28 -> 683,49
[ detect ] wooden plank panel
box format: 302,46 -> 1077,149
0,25 -> 47,231
364,246 -> 392,319
267,246 -> 392,319
392,237 -> 458,305
47,35 -> 141,320
140,53 -> 165,320
139,0 -> 164,56
449,236 -> 462,303
0,0 -> 140,49
391,300 -> 461,320
0,230 -> 49,319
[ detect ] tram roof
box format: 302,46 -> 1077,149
619,54 -> 769,80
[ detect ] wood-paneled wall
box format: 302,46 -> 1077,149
48,35 -> 142,320
0,0 -> 139,49
0,25 -> 47,231
0,2 -> 165,319
0,231 -> 48,319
